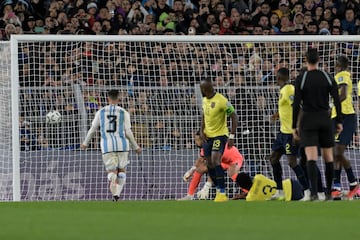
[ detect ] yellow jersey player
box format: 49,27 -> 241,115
200,78 -> 237,202
236,173 -> 304,201
269,68 -> 310,200
331,55 -> 359,200
179,131 -> 244,200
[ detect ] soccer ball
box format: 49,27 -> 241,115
46,110 -> 61,124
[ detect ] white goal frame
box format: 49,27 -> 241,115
9,35 -> 360,201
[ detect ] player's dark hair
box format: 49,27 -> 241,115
236,172 -> 253,191
306,48 -> 319,64
277,67 -> 289,81
337,55 -> 349,70
108,90 -> 119,100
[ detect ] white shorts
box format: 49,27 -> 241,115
102,152 -> 129,171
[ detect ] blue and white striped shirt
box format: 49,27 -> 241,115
83,105 -> 139,154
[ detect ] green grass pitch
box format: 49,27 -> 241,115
0,201 -> 359,240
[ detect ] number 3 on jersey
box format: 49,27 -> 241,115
107,115 -> 117,132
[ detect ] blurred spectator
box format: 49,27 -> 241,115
20,114 -> 35,151
341,8 -> 357,35
156,11 -> 175,33
273,0 -> 291,18
219,16 -> 233,35
0,0 -> 355,37
269,12 -> 280,33
230,7 -> 241,33
293,12 -> 304,30
292,2 -> 304,15
331,25 -> 341,35
252,1 -> 271,24
4,23 -> 16,39
304,0 -> 315,12
305,21 -> 318,34
258,14 -> 269,28
314,5 -> 324,22
239,8 -> 253,32
279,15 -> 294,33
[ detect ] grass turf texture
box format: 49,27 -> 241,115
0,201 -> 359,240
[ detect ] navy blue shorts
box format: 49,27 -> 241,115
202,135 -> 228,158
272,132 -> 298,156
334,114 -> 356,145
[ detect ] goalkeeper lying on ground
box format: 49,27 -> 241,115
178,131 -> 244,200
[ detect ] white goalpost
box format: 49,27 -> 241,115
2,35 -> 360,201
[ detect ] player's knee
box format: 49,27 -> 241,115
107,172 -> 117,182
196,166 -> 208,174
118,172 -> 126,181
269,152 -> 280,165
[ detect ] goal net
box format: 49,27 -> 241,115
3,35 -> 360,201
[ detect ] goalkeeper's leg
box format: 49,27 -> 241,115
179,160 -> 208,200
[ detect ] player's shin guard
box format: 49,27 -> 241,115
345,167 -> 357,185
316,165 -> 324,192
325,162 -> 334,196
271,162 -> 283,190
333,169 -> 342,189
115,172 -> 126,197
188,171 -> 202,195
292,165 -> 309,190
215,165 -> 225,193
208,167 -> 217,186
307,160 -> 318,197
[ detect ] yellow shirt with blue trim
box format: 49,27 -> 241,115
331,70 -> 355,118
279,84 -> 294,134
246,174 -> 294,201
246,174 -> 276,201
202,92 -> 234,138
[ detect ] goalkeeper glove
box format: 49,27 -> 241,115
183,166 -> 196,182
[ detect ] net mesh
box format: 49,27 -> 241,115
5,38 -> 360,200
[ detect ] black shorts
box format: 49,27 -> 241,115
300,111 -> 334,148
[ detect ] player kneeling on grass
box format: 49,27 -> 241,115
179,131 -> 244,200
235,173 -> 304,201
81,90 -> 141,202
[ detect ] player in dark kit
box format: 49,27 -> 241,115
292,48 -> 343,201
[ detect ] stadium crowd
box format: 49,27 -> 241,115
11,0 -> 360,155
0,0 -> 359,38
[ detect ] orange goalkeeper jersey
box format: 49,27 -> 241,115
200,144 -> 244,170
